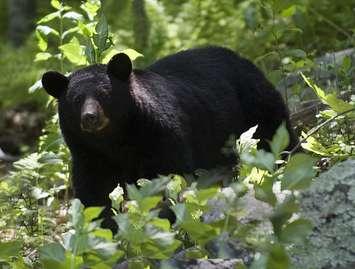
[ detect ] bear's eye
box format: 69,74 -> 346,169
73,95 -> 82,104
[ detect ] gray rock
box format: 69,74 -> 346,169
292,159 -> 355,269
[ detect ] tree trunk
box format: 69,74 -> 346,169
132,0 -> 150,52
7,0 -> 36,47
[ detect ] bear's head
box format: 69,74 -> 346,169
41,53 -> 132,134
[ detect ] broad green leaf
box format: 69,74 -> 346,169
150,218 -> 171,231
0,241 -> 22,260
281,5 -> 297,17
59,37 -> 87,66
196,187 -> 219,205
288,48 -> 306,58
280,218 -> 313,243
341,56 -> 351,72
35,52 -> 52,62
241,150 -> 275,172
69,199 -> 85,229
78,21 -> 94,37
266,244 -> 290,269
127,184 -> 143,201
166,175 -> 186,201
63,11 -> 84,21
62,27 -> 80,39
93,229 -> 113,240
301,135 -> 329,156
301,73 -> 354,113
93,12 -> 109,54
38,11 -> 61,24
180,221 -> 218,244
36,30 -> 48,51
271,196 -> 299,236
139,196 -> 162,212
84,207 -> 104,223
254,176 -> 277,206
281,153 -> 317,190
39,243 -> 65,263
50,0 -> 61,9
270,123 -> 290,158
80,0 -> 100,21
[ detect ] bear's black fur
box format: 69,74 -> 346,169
42,46 -> 298,229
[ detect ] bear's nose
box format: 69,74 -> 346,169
81,112 -> 99,130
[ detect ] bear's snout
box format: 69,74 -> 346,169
81,98 -> 109,133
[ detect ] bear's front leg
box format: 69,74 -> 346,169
71,151 -> 119,231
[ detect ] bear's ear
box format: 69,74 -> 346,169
107,53 -> 132,81
41,71 -> 69,99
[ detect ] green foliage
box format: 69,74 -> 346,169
300,74 -> 355,160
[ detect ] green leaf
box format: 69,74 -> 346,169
93,229 -> 113,240
127,184 -> 143,201
281,5 -> 297,17
59,37 -> 87,66
35,52 -> 52,62
196,187 -> 219,205
241,150 -> 275,172
69,199 -> 85,229
254,176 -> 277,206
271,196 -> 299,236
281,153 -> 317,190
94,12 -> 109,54
288,48 -> 307,58
50,0 -> 61,10
270,123 -> 290,158
166,175 -> 186,201
149,218 -> 171,231
63,11 -> 84,21
36,30 -> 48,51
266,244 -> 290,269
341,56 -> 351,72
80,0 -> 100,21
139,196 -> 162,212
180,221 -> 218,245
0,241 -> 22,260
301,74 -> 354,113
84,207 -> 104,223
280,218 -> 313,244
301,135 -> 330,156
38,11 -> 61,24
39,243 -> 65,263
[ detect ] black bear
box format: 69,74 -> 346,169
42,46 -> 298,228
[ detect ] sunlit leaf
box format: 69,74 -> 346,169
59,37 -> 87,65
35,52 -> 52,62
